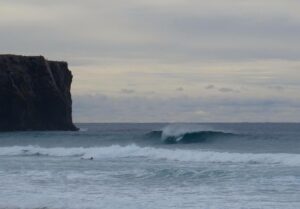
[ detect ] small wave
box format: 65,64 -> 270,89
79,128 -> 88,132
147,124 -> 236,144
0,145 -> 299,166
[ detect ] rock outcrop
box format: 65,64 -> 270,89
0,55 -> 78,131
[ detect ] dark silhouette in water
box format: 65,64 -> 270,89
0,55 -> 78,131
80,157 -> 94,160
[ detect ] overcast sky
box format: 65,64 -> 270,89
1,0 -> 300,122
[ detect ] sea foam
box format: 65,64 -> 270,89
0,144 -> 300,166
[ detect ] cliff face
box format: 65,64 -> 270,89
0,55 -> 78,131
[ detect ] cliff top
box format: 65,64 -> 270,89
0,54 -> 67,65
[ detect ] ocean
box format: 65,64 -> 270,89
0,123 -> 300,209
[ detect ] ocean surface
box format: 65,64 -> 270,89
0,123 -> 300,209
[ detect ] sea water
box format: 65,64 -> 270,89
0,123 -> 300,209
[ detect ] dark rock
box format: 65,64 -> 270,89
0,54 -> 78,131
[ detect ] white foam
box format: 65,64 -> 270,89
0,144 -> 300,166
160,123 -> 231,141
161,124 -> 214,139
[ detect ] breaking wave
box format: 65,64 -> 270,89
0,144 -> 299,166
146,124 -> 236,144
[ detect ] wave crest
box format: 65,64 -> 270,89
0,145 -> 299,166
147,124 -> 236,144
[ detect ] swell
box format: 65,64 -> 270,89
0,144 -> 299,166
146,130 -> 236,144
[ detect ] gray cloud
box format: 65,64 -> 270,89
204,85 -> 240,93
1,0 -> 300,122
205,85 -> 215,90
176,87 -> 184,91
1,0 -> 300,63
269,86 -> 285,91
73,94 -> 300,122
120,89 -> 135,94
218,87 -> 239,93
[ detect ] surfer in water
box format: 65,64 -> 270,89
80,157 -> 94,160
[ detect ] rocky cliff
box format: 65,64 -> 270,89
0,55 -> 78,131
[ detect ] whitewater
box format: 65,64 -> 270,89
0,123 -> 300,209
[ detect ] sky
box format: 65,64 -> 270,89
1,0 -> 300,122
